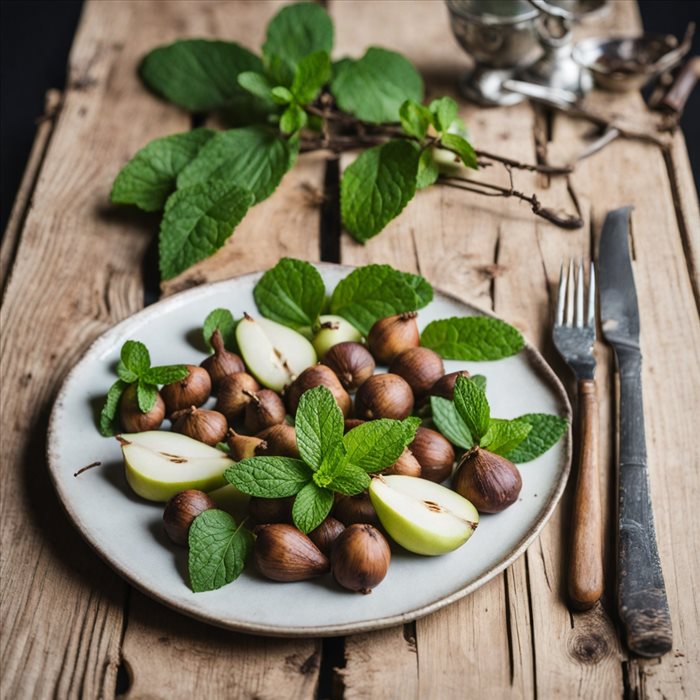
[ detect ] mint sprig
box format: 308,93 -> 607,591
431,376 -> 567,463
421,316 -> 524,361
203,308 -> 237,351
188,509 -> 253,593
98,340 -> 188,436
226,386 -> 416,532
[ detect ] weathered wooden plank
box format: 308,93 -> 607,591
0,2 -> 195,697
118,2 -> 324,698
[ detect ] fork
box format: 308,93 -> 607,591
553,259 -> 604,610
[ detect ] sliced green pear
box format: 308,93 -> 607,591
312,315 -> 363,357
369,475 -> 479,556
119,431 -> 233,502
236,313 -> 317,392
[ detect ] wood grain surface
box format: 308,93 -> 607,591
1,1 -> 698,698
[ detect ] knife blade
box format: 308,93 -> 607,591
598,206 -> 673,658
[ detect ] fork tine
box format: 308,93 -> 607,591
565,259 -> 575,326
555,261 -> 566,325
587,261 -> 596,327
575,258 -> 584,327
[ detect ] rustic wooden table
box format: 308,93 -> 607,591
2,1 -> 699,697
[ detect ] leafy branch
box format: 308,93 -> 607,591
111,2 -> 582,280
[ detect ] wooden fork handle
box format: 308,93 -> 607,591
568,379 -> 604,610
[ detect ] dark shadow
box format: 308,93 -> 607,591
186,326 -> 208,354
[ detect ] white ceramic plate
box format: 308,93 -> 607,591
48,263 -> 571,637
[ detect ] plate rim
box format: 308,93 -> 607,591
47,262 -> 572,638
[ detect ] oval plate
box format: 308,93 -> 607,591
48,263 -> 571,637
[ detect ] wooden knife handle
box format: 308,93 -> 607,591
661,56 -> 700,114
568,379 -> 604,610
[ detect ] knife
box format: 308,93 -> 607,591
598,207 -> 673,658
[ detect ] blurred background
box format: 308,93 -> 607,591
2,0 -> 698,234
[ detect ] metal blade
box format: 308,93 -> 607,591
598,206 -> 640,349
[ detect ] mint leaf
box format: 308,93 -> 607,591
295,386 -> 345,471
140,40 -> 263,112
292,482 -> 334,533
271,86 -> 293,104
429,97 -> 458,133
416,148 -> 439,189
344,417 -> 420,472
330,264 -> 431,335
237,71 -> 275,102
188,510 -> 253,593
421,316 -> 524,360
203,308 -> 237,351
136,380 -> 158,413
453,375 -> 490,442
159,180 -> 254,280
331,47 -> 423,124
430,396 -> 473,450
225,457 -> 311,497
177,126 -> 297,202
99,379 -> 127,437
341,140 -> 419,242
471,374 -> 487,391
143,365 -> 189,385
440,133 -> 478,169
280,103 -> 307,134
399,100 -> 431,139
111,129 -> 215,212
328,463 -> 371,495
481,418 -> 532,456
504,414 -> 569,463
263,3 -> 333,69
291,50 -> 332,104
116,361 -> 137,384
253,258 -> 325,329
121,340 -> 150,376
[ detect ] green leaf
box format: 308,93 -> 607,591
341,140 -> 419,242
136,380 -> 158,413
253,258 -> 325,329
225,457 -> 311,497
295,386 -> 345,471
237,71 -> 275,102
280,103 -> 308,134
263,3 -> 333,69
291,50 -> 332,105
271,86 -> 293,104
430,396 -> 473,450
330,264 -> 432,336
140,39 -> 263,112
429,97 -> 458,133
416,148 -> 439,189
481,418 -> 532,456
292,482 -> 334,533
328,463 -> 371,496
453,375 -> 490,442
399,100 -> 431,140
159,181 -> 254,280
331,47 -> 423,124
177,126 -> 297,202
143,365 -> 189,385
504,413 -> 569,463
121,340 -> 150,375
471,374 -> 487,391
202,308 -> 237,351
116,361 -> 137,384
111,129 -> 215,212
343,417 -> 420,472
421,316 -> 524,360
440,133 -> 478,169
99,379 -> 127,437
188,509 -> 253,593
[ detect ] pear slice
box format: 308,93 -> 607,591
119,431 -> 233,502
312,315 -> 362,357
236,313 -> 317,392
369,475 -> 479,556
